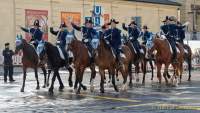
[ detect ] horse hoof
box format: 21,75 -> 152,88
100,89 -> 104,93
90,86 -> 95,92
136,79 -> 140,82
76,90 -> 80,94
129,83 -> 133,88
47,84 -> 49,87
117,78 -> 119,81
82,86 -> 87,91
36,86 -> 40,90
69,81 -> 73,87
188,79 -> 191,81
59,86 -> 64,91
20,88 -> 24,92
42,85 -> 46,88
48,89 -> 54,95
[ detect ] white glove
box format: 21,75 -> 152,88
106,40 -> 110,45
84,39 -> 89,43
183,21 -> 190,26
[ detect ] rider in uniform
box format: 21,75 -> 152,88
20,19 -> 43,48
141,25 -> 151,45
71,19 -> 98,63
160,16 -> 186,63
104,19 -> 122,61
176,21 -> 186,44
122,20 -> 142,56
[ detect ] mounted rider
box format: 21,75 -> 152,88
104,19 -> 123,61
122,20 -> 142,56
71,19 -> 98,63
160,16 -> 186,63
20,19 -> 43,48
176,21 -> 186,44
141,25 -> 152,45
50,21 -> 75,64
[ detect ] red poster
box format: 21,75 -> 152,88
25,9 -> 48,41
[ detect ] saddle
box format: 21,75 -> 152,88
56,46 -> 65,60
129,42 -> 144,55
161,35 -> 180,54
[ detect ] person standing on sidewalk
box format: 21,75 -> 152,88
2,43 -> 15,83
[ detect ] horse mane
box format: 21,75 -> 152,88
99,37 -> 111,51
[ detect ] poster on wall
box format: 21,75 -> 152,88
61,12 -> 81,26
103,14 -> 110,24
25,9 -> 48,41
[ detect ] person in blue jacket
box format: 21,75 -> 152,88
176,21 -> 186,44
50,22 -> 73,64
122,21 -> 141,56
141,25 -> 152,45
104,19 -> 122,60
20,19 -> 43,48
2,43 -> 15,83
160,16 -> 186,63
71,19 -> 98,63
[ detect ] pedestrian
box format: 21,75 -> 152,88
2,43 -> 15,83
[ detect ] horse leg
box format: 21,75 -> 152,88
187,58 -> 192,81
74,69 -> 79,91
67,66 -> 73,87
111,68 -> 119,92
128,63 -> 133,87
163,64 -> 169,86
41,66 -> 47,88
99,68 -> 105,93
47,69 -> 51,87
108,71 -> 111,83
21,67 -> 27,92
90,65 -> 96,92
149,60 -> 154,81
55,69 -> 64,91
156,63 -> 162,84
34,68 -> 40,90
142,60 -> 147,85
116,68 -> 120,81
120,65 -> 128,92
135,63 -> 140,83
77,68 -> 86,94
179,62 -> 184,84
49,70 -> 56,95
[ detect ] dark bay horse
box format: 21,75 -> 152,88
39,42 -> 73,95
182,44 -> 192,81
125,41 -> 147,86
68,39 -> 96,94
15,39 -> 47,92
148,35 -> 184,86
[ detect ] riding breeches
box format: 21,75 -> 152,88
168,38 -> 177,60
131,40 -> 141,54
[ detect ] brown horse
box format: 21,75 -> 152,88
15,39 -> 47,92
68,39 -> 96,94
148,35 -> 184,86
93,36 -> 132,93
125,41 -> 147,86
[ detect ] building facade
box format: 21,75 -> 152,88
0,0 -> 180,64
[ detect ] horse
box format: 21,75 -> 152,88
92,35 -> 132,93
182,44 -> 192,81
45,58 -> 73,87
68,38 -> 96,94
38,41 -> 73,95
15,39 -> 47,92
147,35 -> 185,86
124,40 -> 147,86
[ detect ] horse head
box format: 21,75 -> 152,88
15,36 -> 27,54
37,41 -> 48,66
